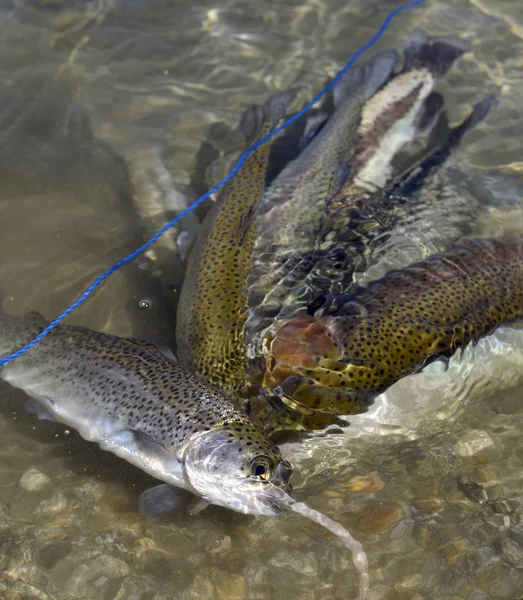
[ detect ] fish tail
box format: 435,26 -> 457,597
402,29 -> 469,78
333,50 -> 398,107
415,91 -> 445,135
455,93 -> 498,131
392,93 -> 497,195
240,91 -> 295,145
0,309 -> 48,363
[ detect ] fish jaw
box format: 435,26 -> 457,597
182,425 -> 294,516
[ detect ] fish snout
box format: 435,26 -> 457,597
272,458 -> 293,493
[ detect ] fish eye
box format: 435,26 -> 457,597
250,456 -> 272,480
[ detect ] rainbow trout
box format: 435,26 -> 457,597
262,235 -> 523,416
313,27 -> 496,290
0,310 -> 372,597
246,50 -> 398,346
0,309 -> 293,516
176,92 -> 293,393
246,30 -> 476,356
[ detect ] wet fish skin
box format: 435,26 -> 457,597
246,31 -> 472,356
262,235 -> 523,416
308,31 -> 474,290
246,50 -> 398,349
0,310 -> 293,515
176,91 -> 294,394
338,30 -> 468,194
310,94 -> 497,286
255,50 -> 398,248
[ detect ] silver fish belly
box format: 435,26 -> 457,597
0,310 -> 292,515
245,50 -> 398,351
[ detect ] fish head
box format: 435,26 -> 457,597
182,422 -> 293,515
262,315 -> 372,416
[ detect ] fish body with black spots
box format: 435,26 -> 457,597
263,235 -> 523,417
0,309 -> 293,517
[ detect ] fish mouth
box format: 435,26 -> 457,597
255,493 -> 284,515
237,480 -> 292,515
266,497 -> 283,514
259,483 -> 295,514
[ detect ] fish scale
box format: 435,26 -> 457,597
245,30 -> 491,366
176,91 -> 294,394
0,312 -> 253,446
246,50 -> 398,355
263,235 -> 523,416
0,307 -> 291,515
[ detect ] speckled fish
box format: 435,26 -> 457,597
0,308 -> 294,517
262,235 -> 523,417
0,310 -> 372,598
340,93 -> 496,289
313,28 -> 496,289
246,31 -> 476,356
246,50 -> 398,347
176,91 -> 294,394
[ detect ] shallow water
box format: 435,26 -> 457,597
0,0 -> 523,599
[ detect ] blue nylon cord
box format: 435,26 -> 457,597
0,0 -> 426,366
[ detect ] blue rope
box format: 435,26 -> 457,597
0,0 -> 426,366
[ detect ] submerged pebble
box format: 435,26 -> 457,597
345,472 -> 385,494
36,492 -> 70,516
19,468 -> 51,492
357,503 -> 403,534
215,573 -> 246,599
455,430 -> 496,458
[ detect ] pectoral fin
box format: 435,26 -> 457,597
128,429 -> 183,463
327,162 -> 352,200
392,94 -> 497,196
298,111 -> 329,149
139,483 -> 189,519
24,397 -> 57,421
126,338 -> 177,360
188,497 -> 211,516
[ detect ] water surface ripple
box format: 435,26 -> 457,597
0,1 -> 523,599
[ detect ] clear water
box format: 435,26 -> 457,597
0,0 -> 523,598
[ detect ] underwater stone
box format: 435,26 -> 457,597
455,430 -> 495,458
345,471 -> 385,494
19,468 -> 51,492
357,502 -> 403,534
508,523 -> 523,544
501,537 -> 523,566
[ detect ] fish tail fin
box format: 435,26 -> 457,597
402,29 -> 469,78
334,50 -> 398,107
392,94 -> 497,195
415,91 -> 445,135
240,91 -> 295,145
455,93 -> 498,132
